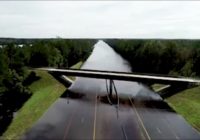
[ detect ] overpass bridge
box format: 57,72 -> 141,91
40,68 -> 200,98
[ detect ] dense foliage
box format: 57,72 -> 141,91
0,39 -> 95,93
0,39 -> 95,135
106,39 -> 200,77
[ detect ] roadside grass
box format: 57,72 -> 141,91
70,61 -> 83,69
2,62 -> 83,139
68,61 -> 83,81
2,70 -> 66,139
166,86 -> 200,131
152,84 -> 200,131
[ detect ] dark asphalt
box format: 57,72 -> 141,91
22,91 -> 200,140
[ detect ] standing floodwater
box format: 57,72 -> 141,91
69,40 -> 161,100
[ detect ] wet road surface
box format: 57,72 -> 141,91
22,41 -> 200,139
22,93 -> 200,140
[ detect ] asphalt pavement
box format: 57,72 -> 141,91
22,91 -> 200,140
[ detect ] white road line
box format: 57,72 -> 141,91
93,93 -> 97,140
156,127 -> 162,134
129,97 -> 151,140
164,118 -> 180,140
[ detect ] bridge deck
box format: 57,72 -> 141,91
40,68 -> 200,85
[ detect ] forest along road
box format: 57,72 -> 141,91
22,40 -> 200,140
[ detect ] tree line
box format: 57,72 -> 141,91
105,39 -> 200,77
0,39 -> 95,95
0,39 -> 96,134
0,39 -> 95,134
1,38 -> 200,96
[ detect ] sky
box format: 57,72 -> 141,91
0,1 -> 200,39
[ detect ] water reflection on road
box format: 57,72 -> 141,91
69,40 -> 161,100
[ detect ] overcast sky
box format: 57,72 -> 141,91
0,1 -> 200,39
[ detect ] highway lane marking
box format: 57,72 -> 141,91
121,125 -> 128,140
129,97 -> 151,140
93,93 -> 97,140
164,118 -> 180,140
141,102 -> 182,140
63,104 -> 77,140
156,127 -> 162,134
150,103 -> 180,140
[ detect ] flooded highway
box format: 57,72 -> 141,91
69,40 -> 161,100
22,40 -> 200,140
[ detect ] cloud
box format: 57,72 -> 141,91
0,1 -> 200,38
